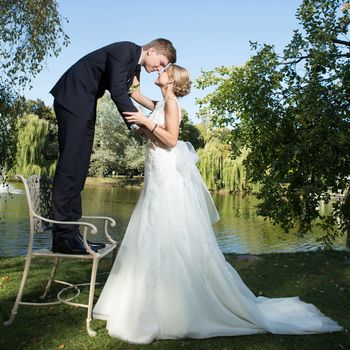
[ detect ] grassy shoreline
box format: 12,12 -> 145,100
84,176 -> 144,188
84,176 -> 236,194
1,251 -> 349,350
4,176 -> 144,188
6,176 -> 242,194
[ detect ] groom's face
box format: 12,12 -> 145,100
143,48 -> 169,73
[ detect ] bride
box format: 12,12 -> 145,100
93,64 -> 343,344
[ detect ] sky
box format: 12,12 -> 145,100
23,0 -> 303,121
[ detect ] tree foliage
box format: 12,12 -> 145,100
196,0 -> 350,245
0,0 -> 69,171
1,0 -> 69,89
10,113 -> 56,177
89,93 -> 146,177
179,109 -> 205,150
197,139 -> 260,193
0,87 -> 22,174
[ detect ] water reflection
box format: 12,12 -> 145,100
211,193 -> 347,254
0,182 -> 348,256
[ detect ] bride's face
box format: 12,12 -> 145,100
154,70 -> 170,87
155,64 -> 173,88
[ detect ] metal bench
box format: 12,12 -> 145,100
3,174 -> 118,336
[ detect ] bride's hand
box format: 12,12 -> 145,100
123,111 -> 148,126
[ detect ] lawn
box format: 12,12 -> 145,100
0,251 -> 349,350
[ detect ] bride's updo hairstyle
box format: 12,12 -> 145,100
167,64 -> 191,97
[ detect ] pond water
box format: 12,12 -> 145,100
0,182 -> 348,256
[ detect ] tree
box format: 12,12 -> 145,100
0,0 -> 69,171
196,0 -> 350,246
0,87 -> 22,175
89,93 -> 146,177
197,139 -> 259,193
1,0 -> 69,89
179,109 -> 205,150
124,139 -> 147,175
10,113 -> 56,177
23,98 -> 56,123
22,98 -> 58,164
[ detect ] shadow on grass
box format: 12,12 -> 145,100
226,251 -> 350,327
0,252 -> 349,350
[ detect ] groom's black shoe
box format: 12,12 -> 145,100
75,232 -> 106,250
52,234 -> 98,255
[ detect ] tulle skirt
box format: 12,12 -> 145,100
93,141 -> 342,344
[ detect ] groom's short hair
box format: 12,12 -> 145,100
143,38 -> 177,63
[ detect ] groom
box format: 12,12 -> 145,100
50,38 -> 177,254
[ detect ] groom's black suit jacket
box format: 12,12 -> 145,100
50,41 -> 142,126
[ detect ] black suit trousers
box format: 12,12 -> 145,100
52,99 -> 96,237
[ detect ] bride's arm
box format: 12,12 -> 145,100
124,98 -> 179,148
130,73 -> 157,111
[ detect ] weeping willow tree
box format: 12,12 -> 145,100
197,138 -> 260,193
10,114 -> 56,177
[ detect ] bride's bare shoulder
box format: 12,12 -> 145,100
164,97 -> 179,110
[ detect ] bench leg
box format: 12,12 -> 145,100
4,254 -> 33,326
40,257 -> 60,300
86,257 -> 99,336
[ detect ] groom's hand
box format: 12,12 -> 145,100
123,111 -> 148,127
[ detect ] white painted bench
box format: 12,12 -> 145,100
3,174 -> 118,336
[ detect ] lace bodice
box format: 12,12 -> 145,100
144,98 -> 182,187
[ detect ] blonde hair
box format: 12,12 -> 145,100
143,38 -> 177,63
167,64 -> 191,97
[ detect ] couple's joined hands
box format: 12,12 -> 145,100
123,110 -> 149,127
123,111 -> 165,130
124,111 -> 166,148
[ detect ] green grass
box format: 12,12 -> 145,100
1,251 -> 349,350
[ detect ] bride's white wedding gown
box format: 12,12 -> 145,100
93,99 -> 342,344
